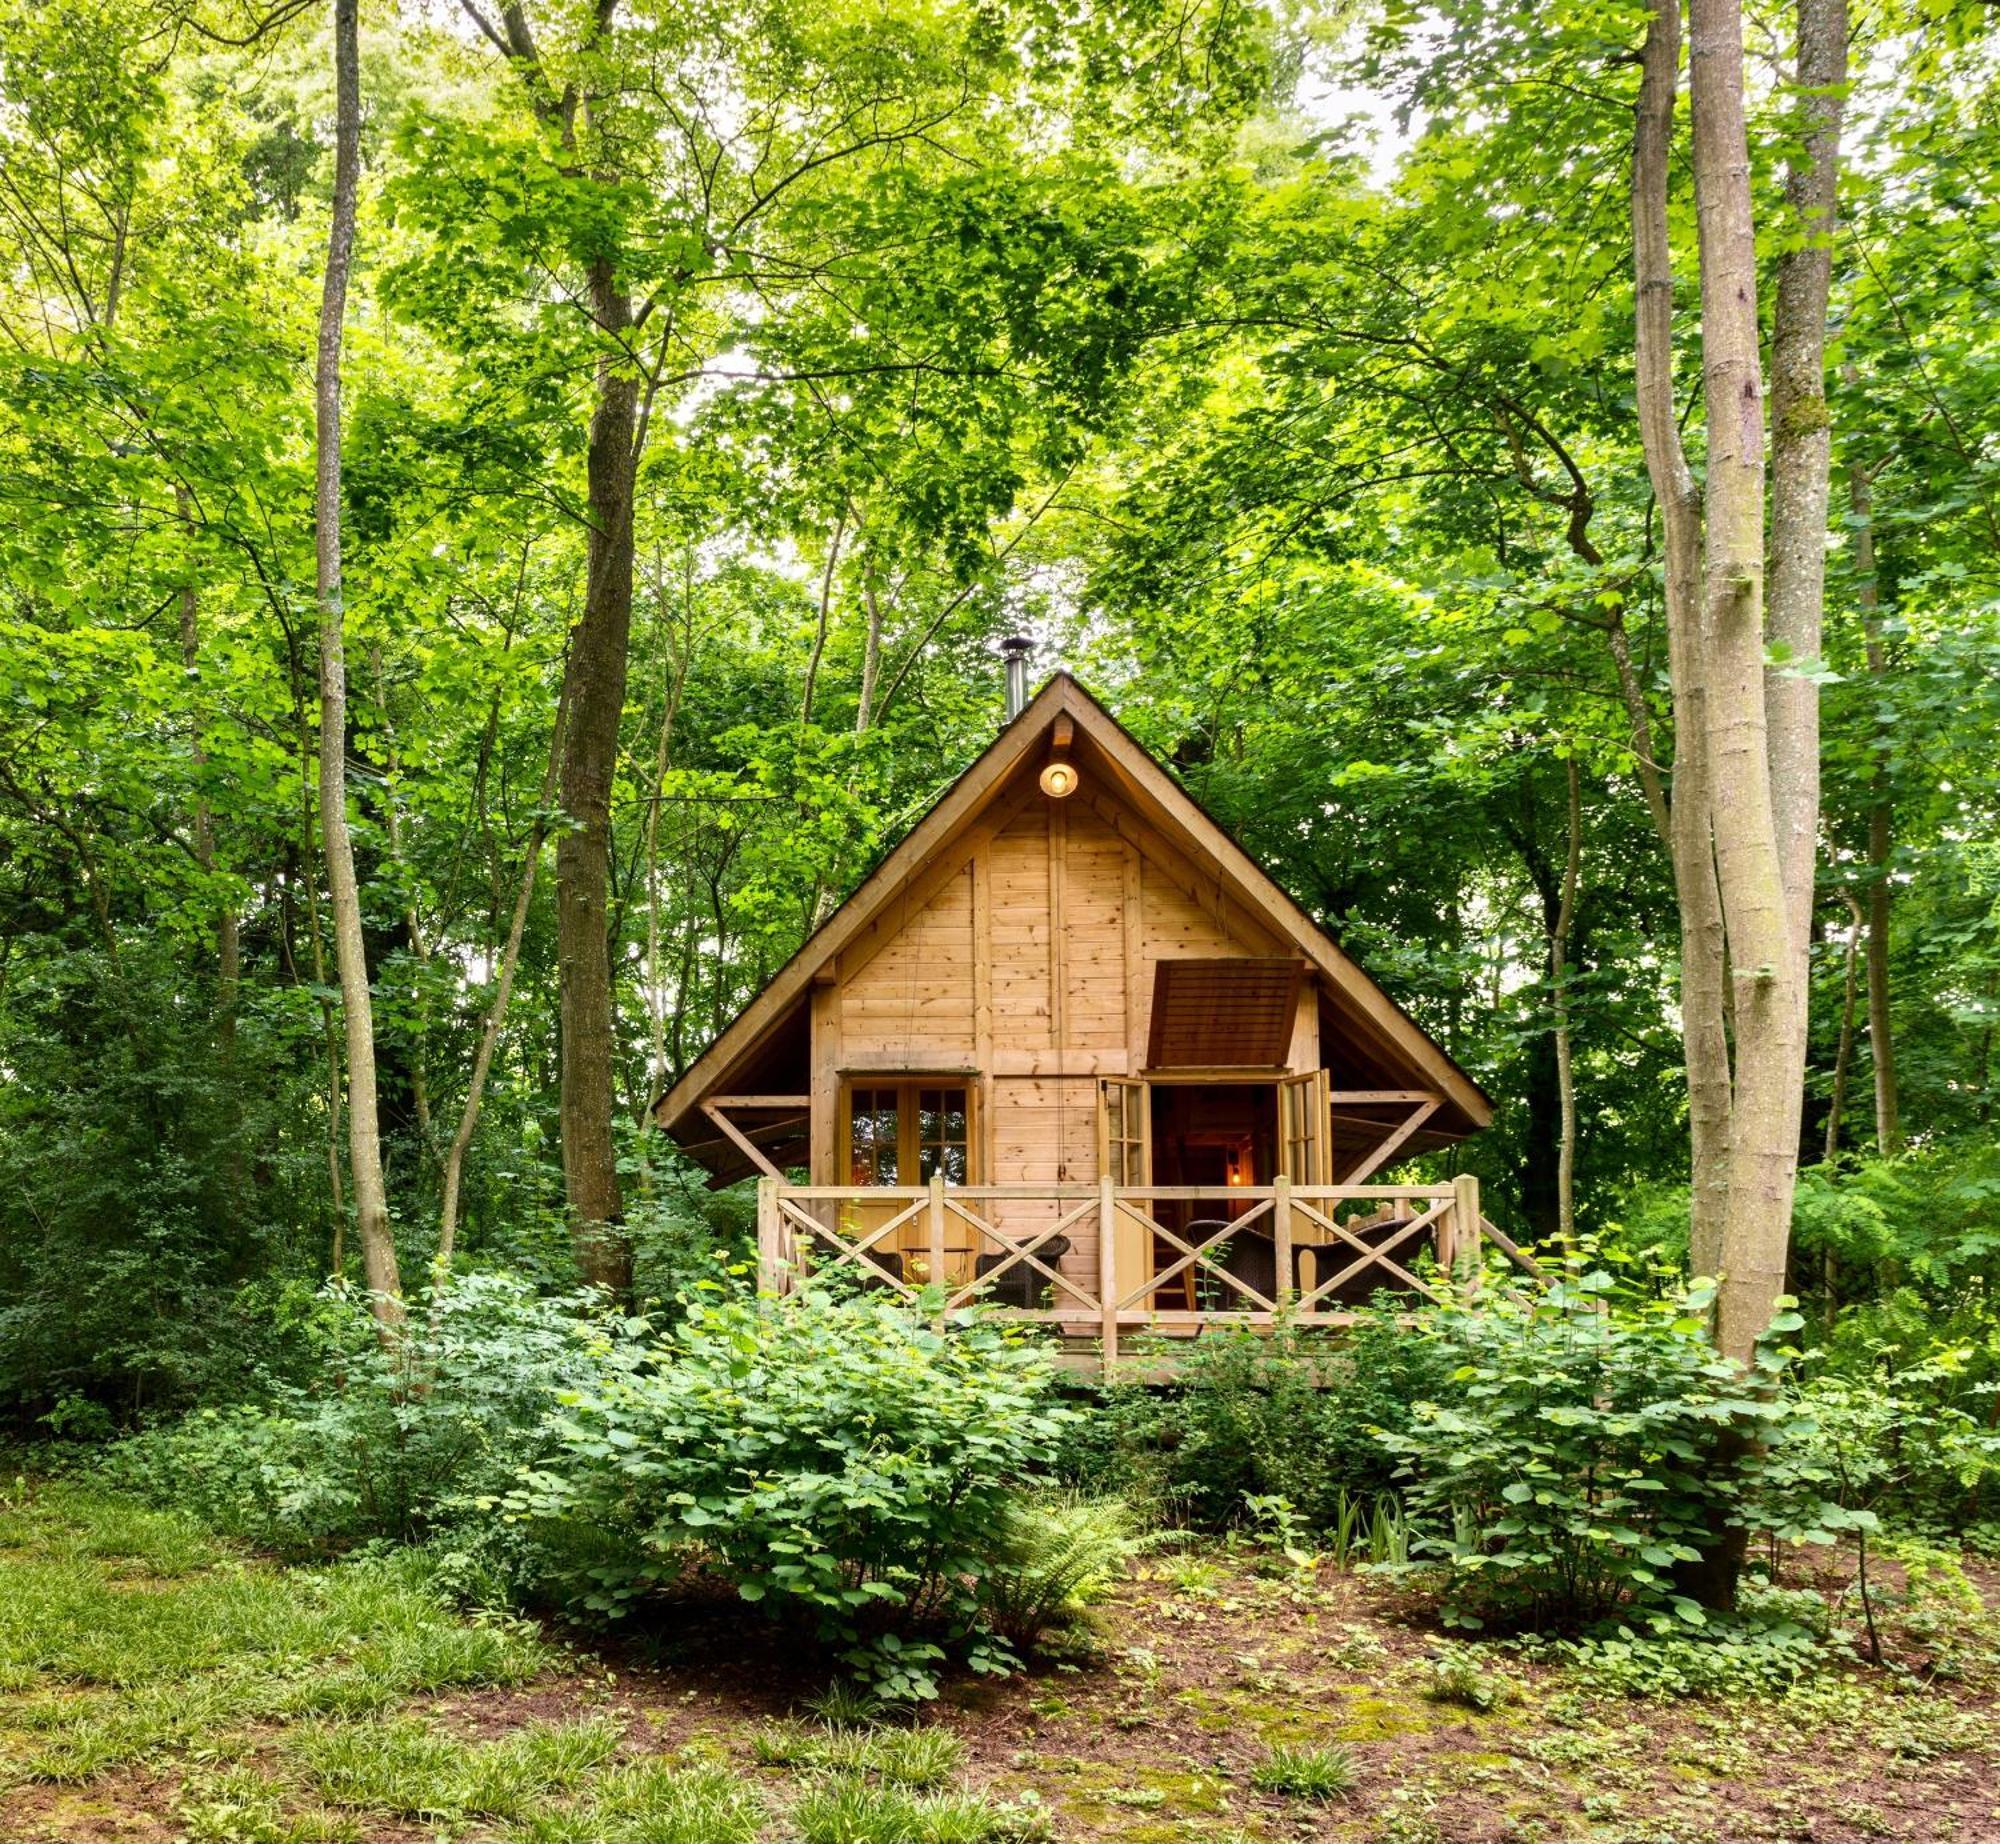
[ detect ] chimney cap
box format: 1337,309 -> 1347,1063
997,634 -> 1035,660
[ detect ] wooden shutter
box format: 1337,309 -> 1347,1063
1278,1070 -> 1329,1184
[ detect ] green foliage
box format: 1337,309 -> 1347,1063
1072,1308 -> 1453,1531
511,1286 -> 1075,1696
1421,1641 -> 1514,1712
1381,1274 -> 1817,1632
1248,1741 -> 1356,1802
95,1272 -> 616,1554
1522,1614 -> 1831,1699
974,1494 -> 1140,1651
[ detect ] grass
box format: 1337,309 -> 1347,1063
3,1478 -> 1998,1843
289,1713 -> 622,1817
750,1719 -> 967,1786
790,1773 -> 1044,1844
1249,1740 -> 1359,1802
0,1484 -> 1041,1843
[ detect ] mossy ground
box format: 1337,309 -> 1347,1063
3,1483 -> 1998,1843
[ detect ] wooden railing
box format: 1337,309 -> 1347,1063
755,1174 -> 1532,1375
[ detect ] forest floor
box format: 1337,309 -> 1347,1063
3,1484 -> 1998,1844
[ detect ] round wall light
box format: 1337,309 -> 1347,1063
1039,758 -> 1079,799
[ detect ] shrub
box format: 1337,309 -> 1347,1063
1074,1305 -> 1453,1531
976,1494 -> 1140,1651
96,1272 -> 615,1554
1380,1271 -> 1810,1632
1522,1614 -> 1830,1698
511,1287 -> 1075,1697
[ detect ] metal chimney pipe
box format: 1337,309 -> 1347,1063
999,635 -> 1034,721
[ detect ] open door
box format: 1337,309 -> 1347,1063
1278,1069 -> 1329,1183
1097,1077 -> 1150,1306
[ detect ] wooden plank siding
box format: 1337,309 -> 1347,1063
809,784 -> 1327,1281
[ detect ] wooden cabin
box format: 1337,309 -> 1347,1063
656,671 -> 1511,1370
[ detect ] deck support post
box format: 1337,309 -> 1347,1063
1273,1172 -> 1293,1321
928,1172 -> 948,1326
756,1176 -> 782,1297
1098,1176 -> 1119,1379
1449,1172 -> 1481,1287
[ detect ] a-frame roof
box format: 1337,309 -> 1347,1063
657,674 -> 1492,1163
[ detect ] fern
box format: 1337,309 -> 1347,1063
977,1495 -> 1140,1650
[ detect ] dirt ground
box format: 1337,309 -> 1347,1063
6,1511 -> 1999,1844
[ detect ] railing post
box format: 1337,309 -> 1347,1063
928,1172 -> 948,1323
1099,1176 -> 1119,1380
1273,1173 -> 1293,1321
1450,1172 -> 1481,1286
756,1177 -> 782,1297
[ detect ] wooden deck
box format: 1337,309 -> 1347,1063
755,1174 -> 1537,1376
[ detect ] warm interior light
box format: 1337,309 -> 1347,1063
1039,758 -> 1079,799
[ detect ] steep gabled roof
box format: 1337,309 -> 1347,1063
656,673 -> 1492,1164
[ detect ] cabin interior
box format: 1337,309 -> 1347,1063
656,672 -> 1492,1311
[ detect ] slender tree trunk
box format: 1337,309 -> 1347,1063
439,682 -> 569,1271
556,257 -> 640,1297
1632,0 -> 1733,1271
1849,455 -> 1903,1154
316,0 -> 402,1328
1824,891 -> 1863,1162
855,562 -> 885,737
1552,755 -> 1583,1246
642,588 -> 692,1115
371,646 -> 434,1155
176,504 -> 243,1206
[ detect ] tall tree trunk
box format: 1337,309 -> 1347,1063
1552,754 -> 1583,1247
556,256 -> 639,1297
1632,0 -> 1733,1271
1689,0 -> 1808,1364
316,0 -> 402,1328
1766,0 -> 1847,974
1849,455 -> 1903,1154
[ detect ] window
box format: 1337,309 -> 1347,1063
843,1080 -> 974,1186
848,1086 -> 901,1185
917,1086 -> 969,1183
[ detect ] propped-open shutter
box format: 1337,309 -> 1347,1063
1098,1077 -> 1151,1302
1279,1069 -> 1329,1184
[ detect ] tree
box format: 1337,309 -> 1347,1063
1631,0 -> 1846,1362
316,0 -> 402,1327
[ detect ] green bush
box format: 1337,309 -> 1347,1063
1068,1305 -> 1453,1531
511,1287 -> 1075,1697
96,1272 -> 615,1554
1380,1272 -> 1811,1632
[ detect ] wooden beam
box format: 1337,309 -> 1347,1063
701,1100 -> 789,1181
1337,1098 -> 1442,1184
706,1093 -> 811,1110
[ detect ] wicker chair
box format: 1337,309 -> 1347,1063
974,1235 -> 1073,1308
1293,1217 -> 1418,1305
